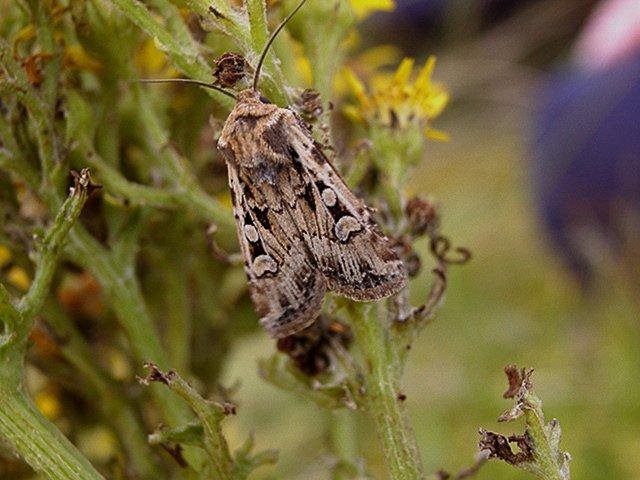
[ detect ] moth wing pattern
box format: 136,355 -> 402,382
275,110 -> 407,301
226,160 -> 326,337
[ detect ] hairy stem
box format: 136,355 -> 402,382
0,387 -> 105,480
143,364 -> 235,479
348,304 -> 425,479
0,173 -> 102,480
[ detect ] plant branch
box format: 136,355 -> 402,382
141,363 -> 235,479
347,303 -> 425,479
0,174 -> 102,480
63,225 -> 192,426
0,39 -> 62,198
17,170 -> 92,325
0,388 -> 105,480
480,366 -> 571,480
42,299 -> 163,479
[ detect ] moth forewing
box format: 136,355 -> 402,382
217,89 -> 407,338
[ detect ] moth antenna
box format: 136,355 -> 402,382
138,78 -> 237,100
252,0 -> 309,91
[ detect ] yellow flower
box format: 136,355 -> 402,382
0,245 -> 11,268
344,56 -> 449,139
334,42 -> 402,96
7,266 -> 30,292
293,41 -> 313,86
349,0 -> 395,19
64,45 -> 103,73
35,390 -> 62,420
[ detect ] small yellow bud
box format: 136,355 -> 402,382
7,266 -> 31,292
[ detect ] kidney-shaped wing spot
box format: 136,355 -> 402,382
276,112 -> 407,301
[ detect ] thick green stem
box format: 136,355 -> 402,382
244,0 -> 288,103
246,0 -> 268,53
348,304 -> 425,479
0,387 -> 105,480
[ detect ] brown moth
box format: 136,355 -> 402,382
143,0 -> 406,337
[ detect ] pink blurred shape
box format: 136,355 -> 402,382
573,0 -> 640,70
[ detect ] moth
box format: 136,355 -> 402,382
143,0 -> 406,338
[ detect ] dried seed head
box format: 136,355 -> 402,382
296,88 -> 323,121
213,52 -> 248,88
404,250 -> 422,278
276,316 -> 352,376
405,196 -> 439,237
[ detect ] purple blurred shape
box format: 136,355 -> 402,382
531,47 -> 640,282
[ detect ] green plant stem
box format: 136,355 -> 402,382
348,304 -> 425,479
145,365 -> 234,479
130,82 -> 236,237
1,27 -> 193,428
185,0 -> 250,48
17,182 -> 88,325
172,379 -> 234,479
301,0 -> 352,105
161,225 -> 192,372
0,175 -> 103,480
0,39 -> 62,200
523,399 -> 565,480
243,0 -> 287,103
0,387 -> 105,480
246,0 -> 268,52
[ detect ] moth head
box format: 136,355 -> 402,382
236,89 -> 273,105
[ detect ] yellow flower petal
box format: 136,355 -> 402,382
78,427 -> 117,463
356,44 -> 402,71
343,105 -> 365,125
343,55 -> 448,132
425,127 -> 450,142
108,349 -> 131,381
349,0 -> 395,19
421,89 -> 449,118
415,55 -> 436,89
135,38 -> 168,75
7,266 -> 30,291
0,245 -> 11,268
393,58 -> 414,86
35,391 -> 62,420
64,45 -> 103,73
343,68 -> 371,108
294,47 -> 313,86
